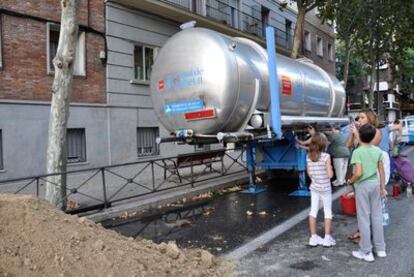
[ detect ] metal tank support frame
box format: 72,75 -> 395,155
244,26 -> 309,196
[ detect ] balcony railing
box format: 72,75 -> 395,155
159,0 -> 295,50
350,100 -> 403,112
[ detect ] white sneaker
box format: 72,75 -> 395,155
332,180 -> 340,186
323,235 -> 336,247
309,235 -> 323,247
352,250 -> 375,262
376,251 -> 387,258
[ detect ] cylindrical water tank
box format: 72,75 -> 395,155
150,28 -> 345,135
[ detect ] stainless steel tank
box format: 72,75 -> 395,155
150,27 -> 345,135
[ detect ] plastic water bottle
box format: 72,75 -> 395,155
382,197 -> 390,226
407,184 -> 412,197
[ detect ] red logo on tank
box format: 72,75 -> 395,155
158,80 -> 164,90
281,76 -> 292,96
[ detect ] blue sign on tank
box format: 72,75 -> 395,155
163,99 -> 204,114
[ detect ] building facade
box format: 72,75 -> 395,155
347,64 -> 412,122
0,1 -> 107,179
0,0 -> 336,180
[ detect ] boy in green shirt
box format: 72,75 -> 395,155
346,124 -> 387,262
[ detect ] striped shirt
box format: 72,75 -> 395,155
307,152 -> 331,192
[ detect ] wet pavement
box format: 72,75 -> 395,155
102,176 -> 311,255
235,146 -> 414,276
236,188 -> 414,277
102,146 -> 414,276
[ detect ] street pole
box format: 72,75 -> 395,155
376,28 -> 384,122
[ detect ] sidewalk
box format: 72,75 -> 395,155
87,171 -> 252,222
236,191 -> 414,276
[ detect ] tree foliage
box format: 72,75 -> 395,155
321,0 -> 414,110
318,0 -> 366,90
354,0 -> 414,109
398,48 -> 414,95
335,40 -> 366,89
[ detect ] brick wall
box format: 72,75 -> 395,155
0,0 -> 104,32
0,0 -> 106,103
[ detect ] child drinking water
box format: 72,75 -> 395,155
306,133 -> 336,247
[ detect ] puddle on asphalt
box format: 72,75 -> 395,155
102,178 -> 311,254
102,201 -> 211,241
289,260 -> 320,271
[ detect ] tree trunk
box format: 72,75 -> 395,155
368,56 -> 376,110
290,5 -> 306,59
45,0 -> 79,208
342,36 -> 352,91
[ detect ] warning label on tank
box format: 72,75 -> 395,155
163,99 -> 204,115
281,76 -> 292,96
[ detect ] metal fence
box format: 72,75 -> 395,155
159,0 -> 294,50
0,148 -> 247,214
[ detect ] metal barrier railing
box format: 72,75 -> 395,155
0,148 -> 247,214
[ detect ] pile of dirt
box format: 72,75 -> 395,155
0,194 -> 233,277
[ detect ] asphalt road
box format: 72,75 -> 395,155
236,146 -> 414,277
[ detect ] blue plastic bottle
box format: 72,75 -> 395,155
382,197 -> 390,226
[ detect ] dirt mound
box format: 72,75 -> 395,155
0,194 -> 233,277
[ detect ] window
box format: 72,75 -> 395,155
304,31 -> 311,51
316,37 -> 323,57
230,6 -> 238,28
137,127 -> 159,157
67,128 -> 87,163
0,130 -> 3,170
47,23 -> 86,76
328,43 -> 333,61
134,45 -> 157,82
261,7 -> 270,37
0,18 -> 2,70
285,19 -> 292,46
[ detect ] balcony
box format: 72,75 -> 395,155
112,0 -> 294,54
384,101 -> 400,110
348,102 -> 362,112
350,100 -> 402,112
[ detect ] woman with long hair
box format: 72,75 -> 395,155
346,110 -> 401,242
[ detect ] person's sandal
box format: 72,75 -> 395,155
347,233 -> 360,243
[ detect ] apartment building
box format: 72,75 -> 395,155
0,1 -> 106,179
347,64 -> 411,121
103,0 -> 337,159
0,0 -> 336,180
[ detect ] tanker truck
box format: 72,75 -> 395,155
150,26 -> 348,194
150,27 -> 348,144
